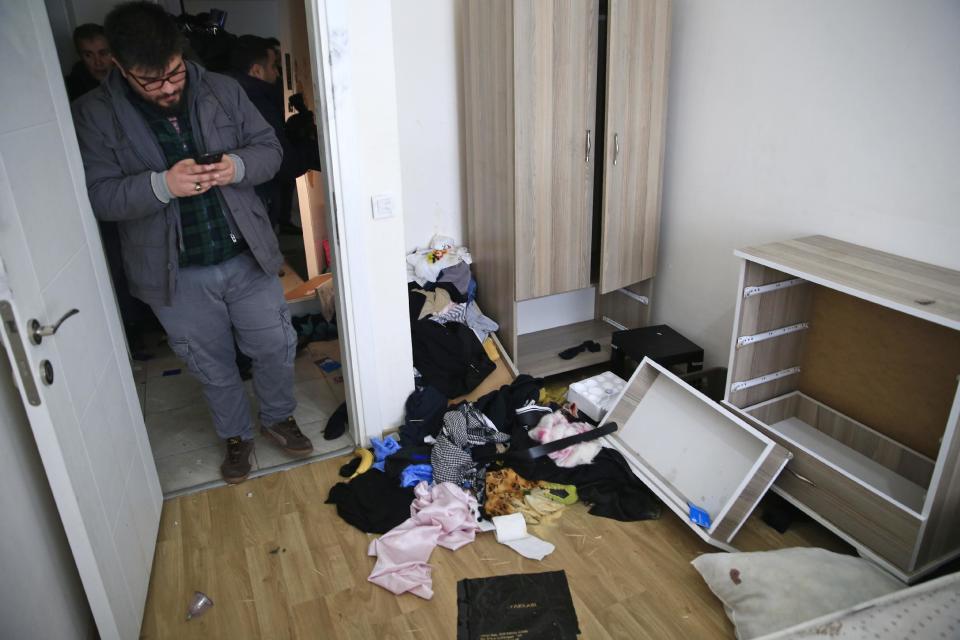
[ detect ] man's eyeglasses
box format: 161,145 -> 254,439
128,62 -> 186,91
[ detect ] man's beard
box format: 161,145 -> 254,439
152,91 -> 183,117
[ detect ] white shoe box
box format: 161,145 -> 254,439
566,371 -> 627,422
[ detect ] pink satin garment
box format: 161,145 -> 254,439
368,481 -> 480,599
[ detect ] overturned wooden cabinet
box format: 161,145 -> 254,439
724,236 -> 960,582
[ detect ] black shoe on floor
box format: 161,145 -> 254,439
222,437 -> 254,484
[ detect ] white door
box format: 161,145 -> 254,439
0,3 -> 162,639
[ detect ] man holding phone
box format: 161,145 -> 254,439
73,2 -> 313,483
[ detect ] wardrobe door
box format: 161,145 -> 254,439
514,0 -> 599,301
599,0 -> 671,294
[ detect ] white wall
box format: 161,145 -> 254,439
392,0 -> 466,251
389,1 -> 960,368
654,0 -> 960,368
69,0 -> 115,25
0,349 -> 91,639
323,0 -> 414,434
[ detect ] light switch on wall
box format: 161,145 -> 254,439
371,194 -> 395,219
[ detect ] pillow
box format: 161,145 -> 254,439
691,547 -> 903,639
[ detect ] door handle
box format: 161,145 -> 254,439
613,133 -> 620,166
585,129 -> 592,163
787,467 -> 817,488
29,308 -> 79,345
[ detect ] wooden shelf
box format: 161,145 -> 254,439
517,319 -> 614,378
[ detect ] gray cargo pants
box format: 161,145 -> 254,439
151,252 -> 298,440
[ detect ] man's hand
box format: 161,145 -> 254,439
165,158 -> 217,198
204,155 -> 237,187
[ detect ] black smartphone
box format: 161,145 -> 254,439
196,152 -> 223,165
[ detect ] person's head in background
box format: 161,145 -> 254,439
264,37 -> 282,84
231,36 -> 279,85
73,23 -> 111,83
264,37 -> 281,63
105,1 -> 187,114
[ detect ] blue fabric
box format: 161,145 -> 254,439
371,436 -> 402,471
467,278 -> 477,303
400,464 -> 434,488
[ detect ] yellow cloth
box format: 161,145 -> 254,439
539,384 -> 568,406
485,469 -> 571,525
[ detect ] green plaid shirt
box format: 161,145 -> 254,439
136,94 -> 246,267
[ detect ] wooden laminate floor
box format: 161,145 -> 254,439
140,454 -> 851,639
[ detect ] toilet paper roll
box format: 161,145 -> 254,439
492,513 -> 528,543
491,513 -> 555,561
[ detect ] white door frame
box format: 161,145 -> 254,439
301,0 -> 391,445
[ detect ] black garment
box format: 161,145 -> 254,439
325,470 -> 415,534
408,288 -> 427,324
291,313 -> 337,342
400,385 -> 448,447
97,220 -> 156,356
411,320 -> 494,398
558,339 -> 601,360
324,401 -> 348,440
474,374 -> 544,432
230,73 -> 304,225
383,445 -> 433,481
506,448 -> 662,522
65,61 -> 100,102
285,99 -> 322,172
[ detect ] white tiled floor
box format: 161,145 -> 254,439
136,335 -> 352,495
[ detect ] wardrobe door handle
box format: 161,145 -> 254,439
585,129 -> 592,163
613,133 -> 620,166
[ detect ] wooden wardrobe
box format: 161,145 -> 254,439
463,0 -> 672,377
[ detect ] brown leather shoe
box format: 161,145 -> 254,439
222,437 -> 254,484
261,416 -> 314,457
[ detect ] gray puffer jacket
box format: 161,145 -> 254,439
72,61 -> 283,306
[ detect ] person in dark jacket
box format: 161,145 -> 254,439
229,35 -> 303,230
73,2 -> 313,483
66,23 -> 157,358
65,23 -> 112,102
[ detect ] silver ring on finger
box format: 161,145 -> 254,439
194,182 -> 202,192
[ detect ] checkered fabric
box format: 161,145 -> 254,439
431,404 -> 510,501
136,94 -> 246,267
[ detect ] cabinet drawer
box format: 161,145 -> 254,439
777,434 -> 922,571
734,409 -> 922,571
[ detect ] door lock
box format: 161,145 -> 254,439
40,360 -> 54,385
28,308 -> 79,345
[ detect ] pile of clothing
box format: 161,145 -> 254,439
407,235 -> 500,398
325,374 -> 663,598
324,234 -> 662,600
